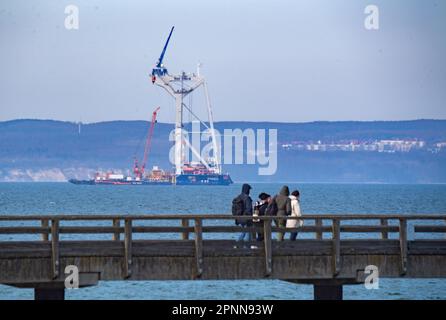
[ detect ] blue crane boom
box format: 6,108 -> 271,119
151,26 -> 174,81
157,26 -> 174,68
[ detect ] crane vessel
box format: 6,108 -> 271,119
69,27 -> 233,186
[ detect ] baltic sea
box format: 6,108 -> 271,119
0,182 -> 445,300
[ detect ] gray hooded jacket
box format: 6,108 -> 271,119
274,186 -> 291,217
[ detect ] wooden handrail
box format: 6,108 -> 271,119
181,218 -> 190,240
0,227 -> 51,234
332,219 -> 341,276
0,224 -> 405,235
414,226 -> 446,233
1,214 -> 445,220
112,218 -> 120,241
50,219 -> 59,279
399,218 -> 408,275
263,219 -> 272,276
1,214 -> 445,281
41,219 -> 49,241
124,219 -> 132,278
194,218 -> 203,278
0,215 -> 444,239
380,218 -> 389,239
315,218 -> 323,240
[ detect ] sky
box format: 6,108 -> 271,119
0,0 -> 445,123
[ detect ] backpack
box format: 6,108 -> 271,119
266,196 -> 278,216
232,195 -> 245,225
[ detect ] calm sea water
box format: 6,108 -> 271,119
0,182 -> 445,300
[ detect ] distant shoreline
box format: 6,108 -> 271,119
2,118 -> 446,125
2,119 -> 446,184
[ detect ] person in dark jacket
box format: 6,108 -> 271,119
253,192 -> 271,241
236,183 -> 253,244
272,185 -> 291,241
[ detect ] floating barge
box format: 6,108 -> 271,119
69,165 -> 233,186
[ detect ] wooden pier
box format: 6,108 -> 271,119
0,214 -> 445,300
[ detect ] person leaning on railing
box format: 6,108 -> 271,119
269,186 -> 292,241
286,190 -> 303,241
232,183 -> 253,247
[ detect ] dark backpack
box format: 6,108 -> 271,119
266,196 -> 278,216
232,195 -> 245,225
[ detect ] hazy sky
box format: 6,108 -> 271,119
0,0 -> 445,123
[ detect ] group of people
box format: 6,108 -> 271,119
232,183 -> 303,247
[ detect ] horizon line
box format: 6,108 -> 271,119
2,118 -> 446,126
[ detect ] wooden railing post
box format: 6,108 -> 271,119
112,219 -> 120,241
51,219 -> 60,279
399,218 -> 408,275
124,219 -> 132,278
41,219 -> 49,241
380,218 -> 388,239
263,218 -> 272,276
315,218 -> 323,240
181,219 -> 189,240
332,218 -> 341,276
194,218 -> 203,277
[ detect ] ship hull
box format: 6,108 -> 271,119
174,174 -> 233,185
68,179 -> 171,185
68,179 -> 96,185
68,174 -> 233,186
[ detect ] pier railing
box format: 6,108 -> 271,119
0,214 -> 445,279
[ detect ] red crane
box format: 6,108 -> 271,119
133,107 -> 160,178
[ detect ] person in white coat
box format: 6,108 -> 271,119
286,190 -> 303,241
